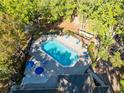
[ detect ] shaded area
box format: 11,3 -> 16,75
15,73 -> 114,93
57,74 -> 95,93
95,60 -> 120,92
93,86 -> 112,93
12,89 -> 58,93
114,34 -> 124,47
21,76 -> 58,90
120,52 -> 124,60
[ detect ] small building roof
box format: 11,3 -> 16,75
12,73 -> 114,93
93,86 -> 113,93
57,74 -> 95,93
12,89 -> 58,93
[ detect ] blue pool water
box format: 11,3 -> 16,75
41,40 -> 78,67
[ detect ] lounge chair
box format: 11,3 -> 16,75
76,39 -> 80,44
82,52 -> 89,59
83,51 -> 89,55
64,35 -> 69,39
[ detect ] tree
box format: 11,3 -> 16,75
110,52 -> 124,68
34,0 -> 76,24
0,12 -> 27,81
77,0 -> 95,29
83,1 -> 124,92
2,0 -> 35,24
87,41 -> 97,63
84,0 -> 124,64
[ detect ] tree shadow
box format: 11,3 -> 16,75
42,45 -> 76,66
58,74 -> 95,93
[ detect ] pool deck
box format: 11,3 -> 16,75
55,35 -> 85,55
21,35 -> 91,89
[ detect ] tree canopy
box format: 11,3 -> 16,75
0,0 -> 124,92
0,12 -> 27,80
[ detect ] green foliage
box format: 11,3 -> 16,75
88,42 -> 97,63
110,52 -> 124,68
1,0 -> 34,24
0,13 -> 27,80
34,0 -> 76,23
90,0 -> 123,27
90,20 -> 115,61
120,79 -> 124,92
77,0 -> 95,21
98,48 -> 110,61
78,0 -> 123,65
115,15 -> 124,34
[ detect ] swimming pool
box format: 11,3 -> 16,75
41,40 -> 79,67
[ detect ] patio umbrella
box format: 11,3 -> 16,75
26,60 -> 34,68
35,67 -> 44,75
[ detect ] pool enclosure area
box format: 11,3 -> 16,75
21,35 -> 91,89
